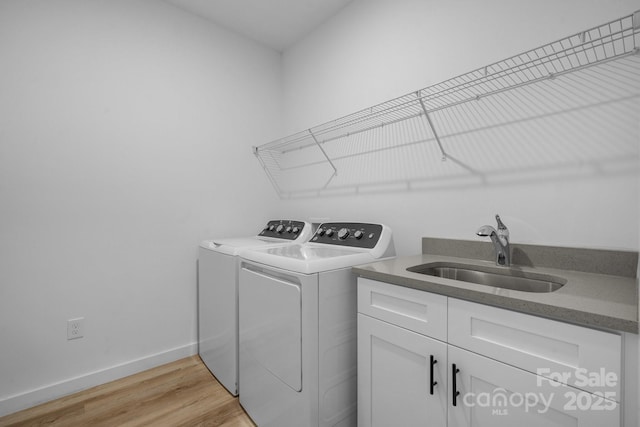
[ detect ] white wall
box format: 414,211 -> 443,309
277,4 -> 640,422
278,0 -> 640,256
0,0 -> 281,415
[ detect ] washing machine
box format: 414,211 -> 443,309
238,222 -> 395,427
198,219 -> 313,396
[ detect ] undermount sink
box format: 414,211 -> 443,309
407,262 -> 566,293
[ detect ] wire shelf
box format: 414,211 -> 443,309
254,11 -> 640,198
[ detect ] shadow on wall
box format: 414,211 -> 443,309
254,41 -> 640,199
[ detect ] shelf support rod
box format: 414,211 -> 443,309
252,146 -> 285,198
309,129 -> 338,178
417,92 -> 447,161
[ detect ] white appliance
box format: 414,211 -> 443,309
198,219 -> 312,396
238,222 -> 395,427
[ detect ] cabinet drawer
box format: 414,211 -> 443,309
448,298 -> 621,399
357,278 -> 447,341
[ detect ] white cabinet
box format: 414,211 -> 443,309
358,314 -> 447,427
357,278 -> 622,427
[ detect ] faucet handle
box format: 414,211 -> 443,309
495,215 -> 508,233
494,215 -> 509,247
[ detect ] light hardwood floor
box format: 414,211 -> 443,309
0,356 -> 255,427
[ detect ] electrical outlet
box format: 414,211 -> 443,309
67,317 -> 84,340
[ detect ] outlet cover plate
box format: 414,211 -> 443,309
67,317 -> 84,340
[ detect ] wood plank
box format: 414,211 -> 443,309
0,356 -> 255,427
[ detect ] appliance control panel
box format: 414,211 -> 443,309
311,223 -> 383,248
259,220 -> 307,240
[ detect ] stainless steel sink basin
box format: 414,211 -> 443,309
407,262 -> 566,293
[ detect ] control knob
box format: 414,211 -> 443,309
354,230 -> 364,239
325,229 -> 334,237
286,226 -> 292,233
338,228 -> 350,240
317,228 -> 325,236
269,225 -> 275,231
292,226 -> 300,234
276,224 -> 285,233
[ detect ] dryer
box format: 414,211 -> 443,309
238,222 -> 395,426
198,219 -> 312,396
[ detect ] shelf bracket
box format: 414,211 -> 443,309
417,92 -> 447,161
252,146 -> 285,197
309,129 -> 338,187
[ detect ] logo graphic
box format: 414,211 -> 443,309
459,368 -> 617,415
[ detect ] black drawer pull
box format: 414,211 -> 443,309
430,355 -> 438,395
452,364 -> 460,406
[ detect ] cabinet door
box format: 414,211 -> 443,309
448,345 -> 620,427
358,314 -> 447,427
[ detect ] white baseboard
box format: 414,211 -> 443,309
0,342 -> 198,418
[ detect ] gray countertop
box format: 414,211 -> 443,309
353,241 -> 639,334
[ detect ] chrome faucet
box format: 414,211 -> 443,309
476,215 -> 510,266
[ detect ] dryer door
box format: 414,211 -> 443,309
240,266 -> 302,391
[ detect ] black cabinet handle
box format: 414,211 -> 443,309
452,364 -> 460,406
430,355 -> 438,395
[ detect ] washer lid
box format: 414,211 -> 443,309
199,219 -> 314,255
200,236 -> 284,255
239,243 -> 379,274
